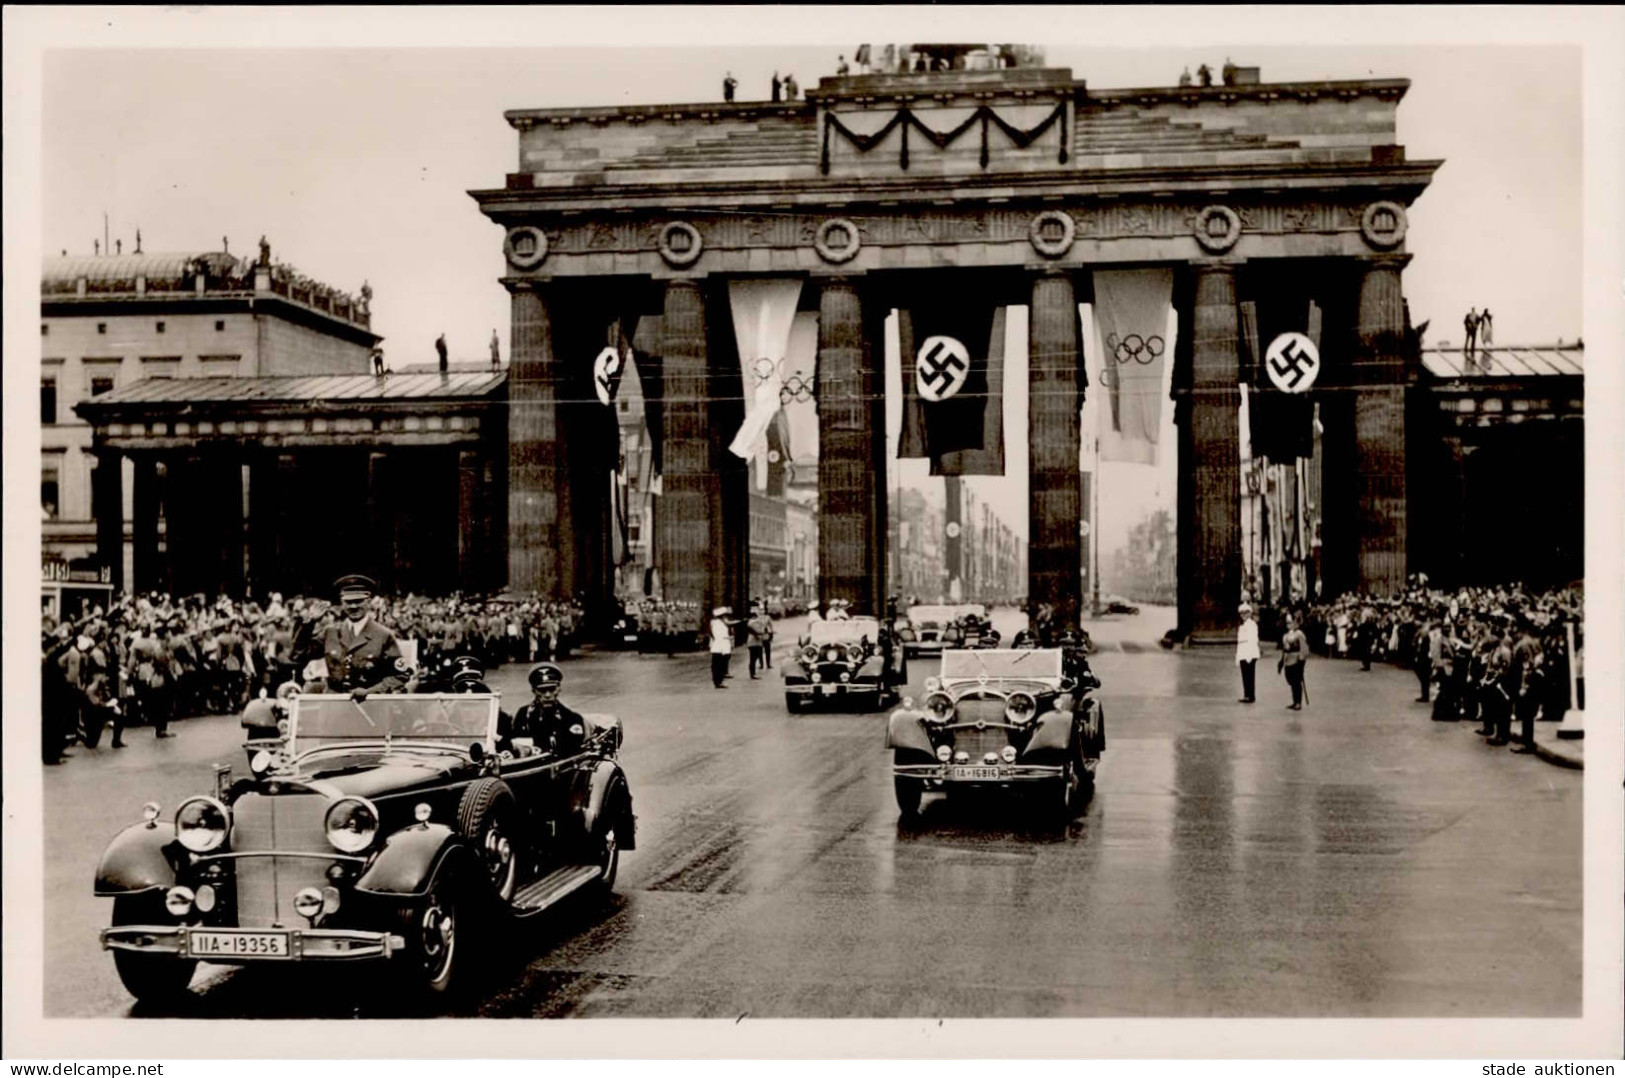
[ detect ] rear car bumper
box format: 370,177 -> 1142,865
101,924 -> 407,963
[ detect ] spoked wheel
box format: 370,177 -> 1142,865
584,816 -> 621,900
110,894 -> 197,1004
411,865 -> 464,996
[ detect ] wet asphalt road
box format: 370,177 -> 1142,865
44,606 -> 1582,1018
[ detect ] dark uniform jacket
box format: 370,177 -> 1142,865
294,616 -> 407,693
500,699 -> 586,756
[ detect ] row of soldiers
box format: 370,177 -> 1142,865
615,600 -> 709,654
40,589 -> 589,762
1411,608 -> 1576,750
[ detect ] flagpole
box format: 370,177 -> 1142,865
1091,429 -> 1101,619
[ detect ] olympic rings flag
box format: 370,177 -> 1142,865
727,279 -> 804,490
1090,268 -> 1175,465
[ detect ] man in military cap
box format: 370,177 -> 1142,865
500,663 -> 586,757
292,574 -> 408,700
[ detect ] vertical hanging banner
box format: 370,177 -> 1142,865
1092,268 -> 1174,465
944,477 -> 964,600
593,316 -> 636,463
727,279 -> 803,490
631,315 -> 664,479
764,409 -> 791,498
1246,300 -> 1319,462
898,284 -> 1002,475
782,310 -> 820,467
932,307 -> 1007,477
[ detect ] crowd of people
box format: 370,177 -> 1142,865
40,589 -> 587,763
1244,579 -> 1583,751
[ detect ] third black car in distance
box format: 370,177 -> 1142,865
782,616 -> 906,712
885,648 -> 1104,821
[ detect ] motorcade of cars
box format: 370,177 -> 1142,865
782,616 -> 905,712
885,647 -> 1104,820
94,691 -> 635,1004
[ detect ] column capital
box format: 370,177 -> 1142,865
1187,257 -> 1245,272
500,275 -> 548,295
1357,252 -> 1413,272
1025,263 -> 1075,278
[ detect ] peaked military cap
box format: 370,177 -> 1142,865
334,573 -> 379,599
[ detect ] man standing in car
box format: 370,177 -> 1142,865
292,574 -> 408,699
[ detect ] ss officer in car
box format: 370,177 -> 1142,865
291,573 -> 409,700
500,662 -> 587,756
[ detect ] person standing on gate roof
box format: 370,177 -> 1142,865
1277,613 -> 1308,711
435,332 -> 449,374
783,74 -> 798,100
1463,308 -> 1479,363
1197,63 -> 1213,87
709,606 -> 734,689
1235,603 -> 1260,704
1479,307 -> 1494,347
771,72 -> 782,102
722,71 -> 737,102
489,328 -> 501,370
836,55 -> 849,76
292,574 -> 408,700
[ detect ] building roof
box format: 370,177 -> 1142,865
1421,344 -> 1584,380
43,251 -> 246,289
79,372 -> 507,410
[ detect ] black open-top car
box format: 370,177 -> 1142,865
95,692 -> 635,1003
782,616 -> 905,712
885,648 -> 1103,820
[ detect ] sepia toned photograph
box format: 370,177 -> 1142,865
4,4 -> 1621,1062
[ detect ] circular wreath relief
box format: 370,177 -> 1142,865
1028,210 -> 1076,258
814,218 -> 861,264
503,226 -> 549,269
657,221 -> 704,267
1360,201 -> 1408,249
1193,205 -> 1242,253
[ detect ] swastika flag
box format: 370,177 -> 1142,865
898,288 -> 1002,475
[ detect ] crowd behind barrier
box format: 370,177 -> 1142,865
1260,579 -> 1584,746
39,590 -> 587,763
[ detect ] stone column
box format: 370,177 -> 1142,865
1187,262 -> 1242,639
508,282 -> 567,599
1354,255 -> 1409,595
457,448 -> 481,593
132,455 -> 160,593
816,276 -> 877,615
93,447 -> 125,593
365,450 -> 393,591
657,279 -> 714,631
1027,270 -> 1082,629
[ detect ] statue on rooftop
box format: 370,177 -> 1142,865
259,235 -> 271,268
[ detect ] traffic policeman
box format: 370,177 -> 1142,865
500,662 -> 586,756
292,574 -> 408,700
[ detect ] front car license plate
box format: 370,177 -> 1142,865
949,766 -> 1002,780
623,634 -> 638,642
189,929 -> 290,958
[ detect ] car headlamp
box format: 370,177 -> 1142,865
324,796 -> 380,854
935,744 -> 953,762
924,692 -> 955,723
1004,692 -> 1038,725
900,628 -> 916,642
802,645 -> 818,664
174,796 -> 230,853
845,643 -> 863,663
1001,745 -> 1018,763
840,672 -> 851,683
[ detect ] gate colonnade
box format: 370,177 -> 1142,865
473,62 -> 1438,639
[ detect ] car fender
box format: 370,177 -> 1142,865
575,759 -> 637,851
94,821 -> 179,896
886,710 -> 934,758
1019,709 -> 1076,764
1079,697 -> 1105,754
353,823 -> 471,897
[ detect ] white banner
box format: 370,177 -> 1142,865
1091,267 -> 1175,466
728,279 -> 803,489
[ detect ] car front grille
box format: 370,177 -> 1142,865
229,792 -> 333,929
817,662 -> 855,682
950,724 -> 1011,761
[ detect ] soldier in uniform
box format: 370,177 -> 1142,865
500,663 -> 586,757
292,574 -> 409,700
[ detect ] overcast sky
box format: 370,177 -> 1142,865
22,9 -> 1598,554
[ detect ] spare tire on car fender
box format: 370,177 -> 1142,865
456,777 -> 519,903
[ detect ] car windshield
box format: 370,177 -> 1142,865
808,618 -> 880,644
939,649 -> 1062,680
908,606 -> 954,624
289,694 -> 497,754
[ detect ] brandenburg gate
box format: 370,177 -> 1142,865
472,62 -> 1437,638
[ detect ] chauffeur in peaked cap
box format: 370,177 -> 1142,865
291,573 -> 408,700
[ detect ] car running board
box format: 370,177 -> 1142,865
511,864 -> 601,913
